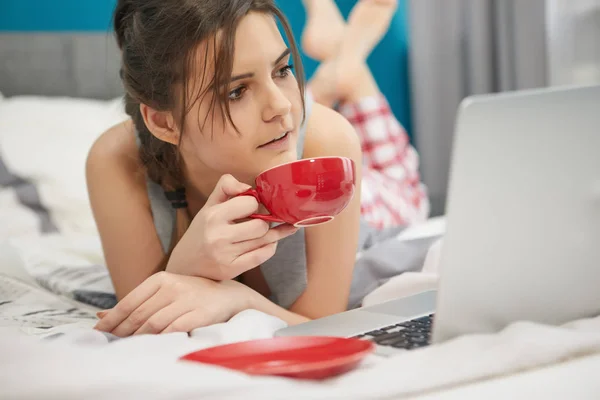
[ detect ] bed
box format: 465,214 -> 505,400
1,34 -> 600,399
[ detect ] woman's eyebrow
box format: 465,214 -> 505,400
229,48 -> 291,83
272,48 -> 291,66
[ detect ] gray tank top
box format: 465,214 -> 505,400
140,94 -> 397,309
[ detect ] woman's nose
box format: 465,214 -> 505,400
262,83 -> 292,122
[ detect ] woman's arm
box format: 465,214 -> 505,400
94,272 -> 309,337
87,121 -> 167,300
288,103 -> 363,319
88,122 -> 297,300
337,97 -> 429,229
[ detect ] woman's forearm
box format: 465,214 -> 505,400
246,290 -> 311,326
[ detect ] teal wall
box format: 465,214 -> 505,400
0,0 -> 412,135
0,0 -> 116,31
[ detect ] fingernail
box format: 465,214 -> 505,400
96,310 -> 109,318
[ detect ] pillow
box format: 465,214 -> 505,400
0,96 -> 128,237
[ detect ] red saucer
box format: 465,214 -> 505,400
180,336 -> 374,380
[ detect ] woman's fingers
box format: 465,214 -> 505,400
161,309 -> 215,334
229,218 -> 271,242
134,301 -> 196,335
233,223 -> 299,257
111,288 -> 174,337
204,174 -> 251,208
231,242 -> 279,273
94,273 -> 164,333
212,195 -> 260,222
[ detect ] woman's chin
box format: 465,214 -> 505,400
273,150 -> 298,166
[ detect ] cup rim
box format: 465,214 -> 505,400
293,215 -> 335,228
257,156 -> 353,177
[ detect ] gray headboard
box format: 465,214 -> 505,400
0,33 -> 123,99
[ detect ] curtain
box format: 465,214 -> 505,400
407,0 -> 548,216
546,0 -> 600,86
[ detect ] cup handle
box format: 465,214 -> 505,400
237,189 -> 285,224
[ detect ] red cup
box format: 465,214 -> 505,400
239,156 -> 356,227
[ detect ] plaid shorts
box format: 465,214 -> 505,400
337,95 -> 430,229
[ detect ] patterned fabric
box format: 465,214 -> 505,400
338,95 -> 430,229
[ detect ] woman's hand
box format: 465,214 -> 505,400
94,272 -> 254,337
167,174 -> 298,280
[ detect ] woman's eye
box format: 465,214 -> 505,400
275,64 -> 294,78
228,86 -> 246,101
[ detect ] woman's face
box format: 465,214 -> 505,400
179,12 -> 303,184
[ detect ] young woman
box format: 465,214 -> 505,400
88,0 -> 428,337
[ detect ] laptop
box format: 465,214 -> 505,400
275,84 -> 600,356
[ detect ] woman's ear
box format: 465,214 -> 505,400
139,104 -> 180,145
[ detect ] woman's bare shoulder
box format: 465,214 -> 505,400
86,119 -> 149,194
88,119 -> 140,172
303,103 -> 361,159
86,118 -> 150,213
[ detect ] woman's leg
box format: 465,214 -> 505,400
301,0 -> 399,64
337,66 -> 429,229
305,0 -> 429,228
309,62 -> 429,228
343,0 -> 399,63
306,0 -> 398,107
301,0 -> 346,62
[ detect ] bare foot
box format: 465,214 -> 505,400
301,0 -> 346,61
345,0 -> 398,60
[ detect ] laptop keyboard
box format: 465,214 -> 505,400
353,314 -> 434,350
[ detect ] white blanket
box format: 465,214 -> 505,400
2,228 -> 600,399
0,95 -> 128,238
2,304 -> 600,399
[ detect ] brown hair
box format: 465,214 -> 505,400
113,0 -> 305,267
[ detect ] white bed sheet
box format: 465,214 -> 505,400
2,228 -> 600,399
2,304 -> 600,400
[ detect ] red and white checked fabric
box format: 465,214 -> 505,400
338,95 -> 430,229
